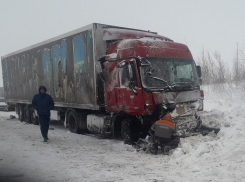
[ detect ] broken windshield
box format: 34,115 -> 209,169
140,58 -> 199,90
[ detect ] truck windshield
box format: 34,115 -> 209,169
140,58 -> 199,90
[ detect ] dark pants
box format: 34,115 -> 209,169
154,137 -> 172,146
39,115 -> 50,139
150,136 -> 172,154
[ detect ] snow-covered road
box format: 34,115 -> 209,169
0,85 -> 245,182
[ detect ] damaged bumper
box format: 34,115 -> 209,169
171,101 -> 219,137
172,112 -> 220,137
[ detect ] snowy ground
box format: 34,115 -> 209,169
0,85 -> 245,182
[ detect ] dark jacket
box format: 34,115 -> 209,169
32,86 -> 54,117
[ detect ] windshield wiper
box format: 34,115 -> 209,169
148,76 -> 173,91
172,82 -> 199,89
149,76 -> 168,83
141,58 -> 152,67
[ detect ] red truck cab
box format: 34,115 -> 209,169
97,28 -> 203,142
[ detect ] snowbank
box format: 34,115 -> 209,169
0,84 -> 244,182
169,84 -> 245,181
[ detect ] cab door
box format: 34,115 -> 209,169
116,59 -> 143,115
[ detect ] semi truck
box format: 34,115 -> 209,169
1,23 -> 204,143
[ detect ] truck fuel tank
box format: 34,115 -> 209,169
87,114 -> 112,137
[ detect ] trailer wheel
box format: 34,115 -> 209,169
68,111 -> 80,134
121,118 -> 140,145
15,105 -> 20,116
19,106 -> 25,122
31,108 -> 39,125
24,105 -> 32,123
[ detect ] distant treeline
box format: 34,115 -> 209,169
196,43 -> 245,85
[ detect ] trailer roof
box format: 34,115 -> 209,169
1,23 -> 170,59
2,23 -> 93,59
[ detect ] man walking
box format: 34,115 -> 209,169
32,86 -> 54,142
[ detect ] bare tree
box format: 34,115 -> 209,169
241,43 -> 245,61
214,52 -> 226,83
196,49 -> 231,85
232,43 -> 245,84
206,52 -> 217,83
196,49 -> 211,85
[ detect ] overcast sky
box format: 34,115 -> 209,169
0,0 -> 245,86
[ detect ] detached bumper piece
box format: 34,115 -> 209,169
173,113 -> 220,137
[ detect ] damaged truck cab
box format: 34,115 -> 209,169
96,28 -> 204,142
1,23 -> 203,143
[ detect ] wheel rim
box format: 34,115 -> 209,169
32,110 -> 36,120
20,110 -> 23,118
25,109 -> 29,121
122,120 -> 131,142
19,109 -> 24,121
69,115 -> 76,131
31,110 -> 35,123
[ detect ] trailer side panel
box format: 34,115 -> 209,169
1,27 -> 100,110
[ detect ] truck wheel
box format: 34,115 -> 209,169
19,106 -> 25,122
121,118 -> 140,145
68,111 -> 80,134
31,108 -> 39,125
24,105 -> 32,123
79,114 -> 88,133
15,105 -> 20,116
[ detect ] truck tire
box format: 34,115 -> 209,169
7,105 -> 15,111
68,110 -> 80,134
24,105 -> 32,123
121,118 -> 140,145
15,105 -> 20,116
79,114 -> 88,133
31,108 -> 39,125
19,106 -> 25,122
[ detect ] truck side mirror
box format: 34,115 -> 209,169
96,57 -> 106,82
128,59 -> 137,95
196,66 -> 202,84
196,66 -> 202,78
